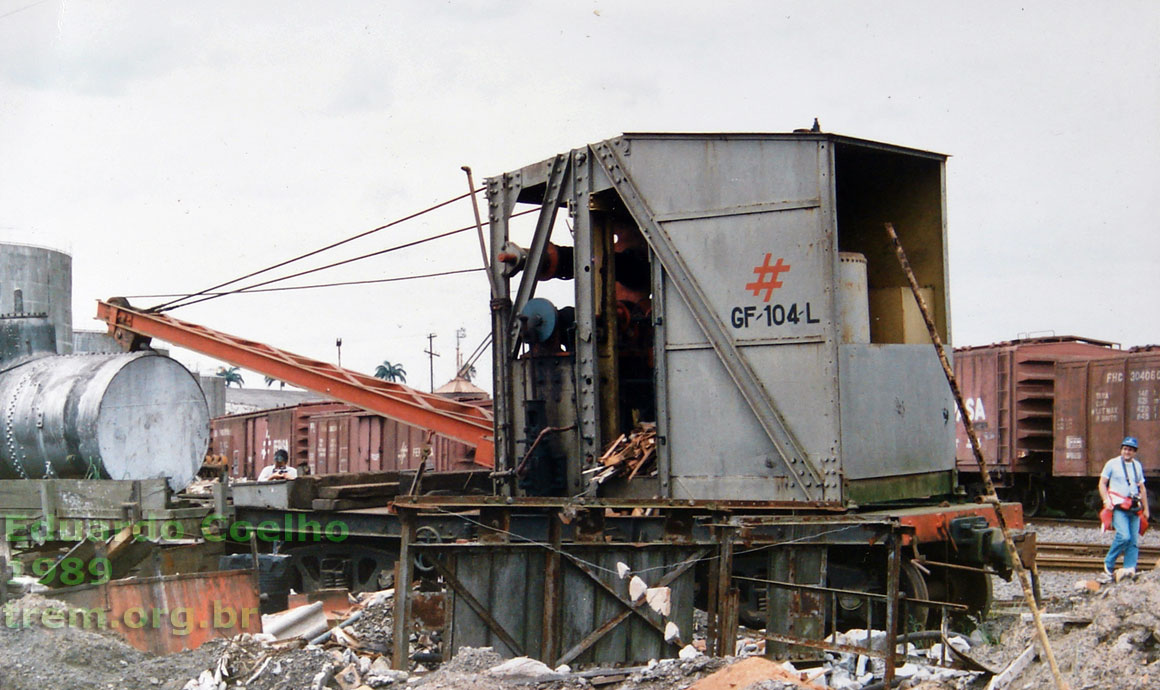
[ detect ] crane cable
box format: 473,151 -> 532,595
151,206 -> 538,312
150,188 -> 481,313
122,268 -> 485,299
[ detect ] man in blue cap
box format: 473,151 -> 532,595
1098,436 -> 1149,582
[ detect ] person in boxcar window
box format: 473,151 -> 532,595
1098,436 -> 1149,582
258,449 -> 299,481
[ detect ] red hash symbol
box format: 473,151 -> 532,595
745,254 -> 791,302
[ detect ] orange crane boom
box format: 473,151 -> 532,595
96,299 -> 494,466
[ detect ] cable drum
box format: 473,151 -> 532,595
0,351 -> 209,490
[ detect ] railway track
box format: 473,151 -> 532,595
1027,517 -> 1099,530
1036,541 -> 1160,571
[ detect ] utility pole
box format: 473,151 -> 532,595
455,327 -> 466,377
424,333 -> 439,393
336,337 -> 342,368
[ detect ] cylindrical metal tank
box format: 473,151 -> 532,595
836,252 -> 870,344
0,241 -> 72,355
0,351 -> 209,490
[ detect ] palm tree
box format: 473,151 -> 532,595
216,366 -> 245,388
374,361 -> 407,383
264,375 -> 286,390
458,364 -> 478,382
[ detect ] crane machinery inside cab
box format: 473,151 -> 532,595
487,133 -> 956,506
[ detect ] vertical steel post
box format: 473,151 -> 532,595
542,511 -> 563,664
707,521 -> 736,657
572,149 -> 601,486
883,534 -> 901,688
392,510 -> 416,670
489,174 -> 519,495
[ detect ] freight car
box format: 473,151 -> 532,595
955,336 -> 1159,515
89,131 -> 1032,675
211,400 -> 481,479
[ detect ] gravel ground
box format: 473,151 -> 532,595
993,522 -> 1159,601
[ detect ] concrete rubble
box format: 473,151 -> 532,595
5,559 -> 1160,689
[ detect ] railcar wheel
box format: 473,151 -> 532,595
286,544 -> 396,593
928,568 -> 992,625
1020,484 -> 1046,518
900,561 -> 932,632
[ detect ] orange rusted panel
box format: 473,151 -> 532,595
97,299 -> 494,466
893,502 -> 1024,545
48,569 -> 261,655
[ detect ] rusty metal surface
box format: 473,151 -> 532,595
309,409 -> 475,474
1054,351 -> 1160,478
47,569 -> 260,655
887,501 -> 1025,544
98,299 -> 495,464
212,401 -> 478,479
952,338 -> 1118,477
393,494 -> 845,511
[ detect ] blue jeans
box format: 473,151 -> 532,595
1105,508 -> 1141,571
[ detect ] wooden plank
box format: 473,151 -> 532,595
628,549 -> 663,661
985,643 -> 1038,690
432,554 -> 523,655
524,549 -> 546,663
562,550 -> 597,665
556,548 -> 706,667
0,479 -> 169,516
592,551 -> 628,663
311,497 -> 393,511
491,547 -> 528,656
316,482 -> 400,499
454,551 -> 493,649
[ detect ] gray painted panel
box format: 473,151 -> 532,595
619,137 -> 822,217
662,208 -> 828,348
665,343 -> 838,501
839,345 -> 955,480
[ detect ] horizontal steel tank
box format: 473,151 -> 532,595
0,315 -> 208,490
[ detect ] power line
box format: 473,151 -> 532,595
150,188 -> 480,312
0,0 -> 52,21
122,268 -> 485,299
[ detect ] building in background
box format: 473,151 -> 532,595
0,241 -> 72,354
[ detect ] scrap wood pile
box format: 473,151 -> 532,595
588,423 -> 657,486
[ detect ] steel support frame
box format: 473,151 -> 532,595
488,171 -> 523,493
389,504 -> 913,677
393,504 -> 709,668
588,140 -> 823,498
570,148 -> 602,478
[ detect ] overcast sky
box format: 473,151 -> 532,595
1,1 -> 1157,392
